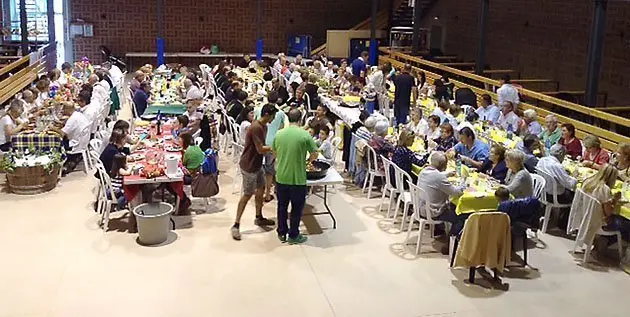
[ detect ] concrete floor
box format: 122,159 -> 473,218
0,153 -> 629,317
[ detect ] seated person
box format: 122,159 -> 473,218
478,144 -> 508,183
522,134 -> 542,173
521,109 -> 543,136
581,134 -> 609,170
536,144 -> 577,204
20,90 -> 38,115
308,105 -> 333,137
317,125 -> 334,161
392,128 -> 428,185
179,131 -> 206,178
184,89 -> 204,133
50,102 -> 90,174
172,115 -> 190,138
286,87 -> 307,109
495,188 -> 541,224
451,127 -> 489,169
539,114 -> 562,149
237,105 -> 255,144
503,149 -> 533,198
430,100 -> 449,125
109,153 -> 132,208
406,107 -> 428,136
416,151 -> 467,234
368,120 -> 395,169
613,143 -> 630,182
99,129 -> 130,174
425,115 -> 442,140
348,75 -> 364,94
225,81 -> 242,104
132,82 -> 151,116
497,101 -> 521,132
582,164 -> 630,243
475,93 -> 500,124
558,123 -> 582,160
226,90 -> 247,119
432,123 -> 457,152
0,100 -> 26,151
130,71 -> 145,92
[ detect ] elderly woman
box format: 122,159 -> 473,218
0,100 -> 26,151
521,109 -> 542,136
368,120 -> 395,170
612,143 -> 630,182
580,135 -> 609,170
406,107 -> 428,136
392,128 -> 427,184
558,123 -> 582,160
433,123 -> 458,152
503,149 -> 533,198
479,144 -> 509,183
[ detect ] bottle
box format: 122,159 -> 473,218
507,123 -> 513,140
455,155 -> 462,176
156,110 -> 162,135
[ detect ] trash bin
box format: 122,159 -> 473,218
133,202 -> 174,245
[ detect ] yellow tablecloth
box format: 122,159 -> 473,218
342,95 -> 361,104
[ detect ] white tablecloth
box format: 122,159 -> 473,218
307,168 -> 344,186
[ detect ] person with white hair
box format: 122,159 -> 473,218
0,99 -> 26,151
184,87 -> 204,133
539,114 -> 562,148
502,149 -> 533,198
368,120 -> 395,170
324,61 -> 336,79
536,144 -> 577,203
416,151 -> 466,231
356,116 -> 376,141
521,109 -> 542,136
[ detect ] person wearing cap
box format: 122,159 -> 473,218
272,108 -> 320,244
132,81 -> 151,116
536,144 -> 577,204
231,104 -> 278,241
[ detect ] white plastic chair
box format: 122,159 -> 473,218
378,156 -> 397,216
536,168 -> 573,233
404,181 -> 449,255
231,142 -> 244,195
94,162 -> 117,231
67,124 -> 93,174
89,138 -> 103,153
391,162 -> 414,230
531,174 -> 546,201
304,92 -> 315,116
362,145 -> 385,199
570,189 -> 624,264
330,137 -> 342,165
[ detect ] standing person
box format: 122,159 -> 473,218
231,104 -> 278,240
257,99 -> 287,203
351,51 -> 369,79
392,64 -> 417,125
497,74 -> 520,109
273,109 -> 319,244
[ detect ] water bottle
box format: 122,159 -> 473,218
507,123 -> 513,140
455,155 -> 462,176
156,110 -> 162,135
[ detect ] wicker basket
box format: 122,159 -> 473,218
6,164 -> 60,195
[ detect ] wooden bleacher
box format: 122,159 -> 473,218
379,48 -> 630,152
0,47 -> 51,107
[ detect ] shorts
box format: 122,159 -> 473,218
241,168 -> 266,196
263,152 -> 275,175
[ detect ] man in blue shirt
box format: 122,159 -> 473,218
351,51 -> 369,79
452,127 -> 489,167
132,81 -> 151,116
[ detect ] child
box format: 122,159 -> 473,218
172,115 -> 189,138
110,153 -> 132,209
179,131 -> 206,182
495,187 -> 540,224
317,125 -> 333,161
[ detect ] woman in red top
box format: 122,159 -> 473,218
581,135 -> 609,169
558,123 -> 582,160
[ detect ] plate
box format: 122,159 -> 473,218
164,145 -> 182,152
163,135 -> 173,140
128,154 -> 145,162
141,114 -> 157,120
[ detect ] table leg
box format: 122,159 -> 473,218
303,185 -> 337,229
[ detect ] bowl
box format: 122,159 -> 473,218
307,160 -> 331,180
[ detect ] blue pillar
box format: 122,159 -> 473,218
157,37 -> 165,66
256,38 -> 263,61
369,0 -> 378,65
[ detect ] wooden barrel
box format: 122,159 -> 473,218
6,164 -> 60,195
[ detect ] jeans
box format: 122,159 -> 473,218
276,183 -> 308,239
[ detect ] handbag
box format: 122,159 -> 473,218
191,173 -> 219,197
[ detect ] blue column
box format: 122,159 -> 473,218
156,0 -> 165,66
157,37 -> 165,66
369,0 -> 378,65
256,38 -> 263,61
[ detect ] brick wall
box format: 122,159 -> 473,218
420,0 -> 630,106
70,0 -> 372,64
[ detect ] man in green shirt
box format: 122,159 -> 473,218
539,114 -> 562,149
272,109 -> 319,244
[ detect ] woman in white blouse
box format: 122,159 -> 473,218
406,107 -> 428,136
236,105 -> 255,144
0,100 -> 26,151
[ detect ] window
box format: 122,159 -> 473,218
6,0 -> 49,41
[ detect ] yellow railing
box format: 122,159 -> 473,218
380,48 -> 630,130
379,55 -> 629,151
0,48 -> 51,106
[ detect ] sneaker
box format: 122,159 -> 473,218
288,234 -> 308,245
278,234 -> 287,243
254,217 -> 275,227
231,226 -> 241,240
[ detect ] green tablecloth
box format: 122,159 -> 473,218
144,104 -> 186,116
